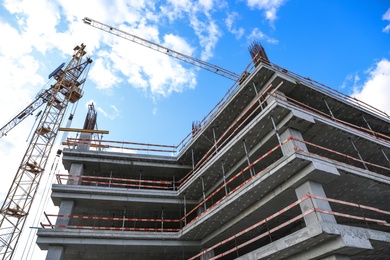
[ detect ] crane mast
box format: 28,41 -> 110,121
0,44 -> 92,260
83,17 -> 241,81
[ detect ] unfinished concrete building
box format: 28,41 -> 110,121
37,54 -> 390,259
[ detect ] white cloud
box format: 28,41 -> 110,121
341,72 -> 360,89
246,0 -> 286,23
352,59 -> 390,115
161,1 -> 222,61
382,8 -> 390,33
248,27 -> 278,44
89,56 -> 122,90
225,12 -> 245,39
163,34 -> 194,56
189,13 -> 221,60
106,23 -> 197,98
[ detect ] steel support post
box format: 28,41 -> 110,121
362,114 -> 374,135
122,207 -> 126,229
380,148 -> 390,165
242,140 -> 254,177
348,138 -> 368,170
201,177 -> 207,211
221,161 -> 228,195
161,208 -> 164,232
270,116 -> 282,146
323,98 -> 335,118
253,82 -> 263,109
183,195 -> 187,226
212,127 -> 218,153
191,149 -> 195,170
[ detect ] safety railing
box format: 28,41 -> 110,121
56,174 -> 176,190
176,53 -> 262,153
292,136 -> 390,177
63,138 -> 177,154
181,139 -> 287,226
267,61 -> 390,121
40,193 -> 390,259
41,212 -> 181,232
282,94 -> 390,144
178,81 -> 282,188
189,194 -> 390,260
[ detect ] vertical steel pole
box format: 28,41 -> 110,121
253,82 -> 263,108
221,161 -> 228,195
270,116 -> 282,146
349,138 -> 368,170
323,99 -> 335,119
212,127 -> 218,153
362,114 -> 375,136
380,148 -> 390,165
161,208 -> 164,232
201,177 -> 207,211
183,195 -> 187,226
242,140 -> 254,177
122,207 -> 126,229
191,149 -> 195,170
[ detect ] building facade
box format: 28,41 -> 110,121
37,59 -> 390,259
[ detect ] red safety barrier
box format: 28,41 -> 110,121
189,193 -> 390,260
56,173 -> 175,190
179,81 -> 283,187
41,192 -> 390,259
280,94 -> 390,144
309,194 -> 390,217
181,140 -> 286,224
57,173 -> 173,185
44,213 -> 181,223
291,137 -> 390,174
189,194 -> 311,260
65,138 -> 176,154
40,224 -> 179,232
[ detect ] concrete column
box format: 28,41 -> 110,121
295,181 -> 336,226
46,245 -> 64,260
58,162 -> 83,226
67,163 -> 84,185
77,132 -> 91,150
280,128 -> 308,156
55,200 -> 75,226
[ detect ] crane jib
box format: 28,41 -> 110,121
82,17 -> 241,81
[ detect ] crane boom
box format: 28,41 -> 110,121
0,88 -> 52,139
83,17 -> 241,81
0,44 -> 92,260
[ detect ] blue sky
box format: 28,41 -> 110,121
0,0 -> 389,258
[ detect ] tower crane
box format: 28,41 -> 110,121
82,17 -> 242,81
0,44 -> 92,260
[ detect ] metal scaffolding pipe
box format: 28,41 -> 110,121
348,137 -> 368,171
242,140 -> 254,177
